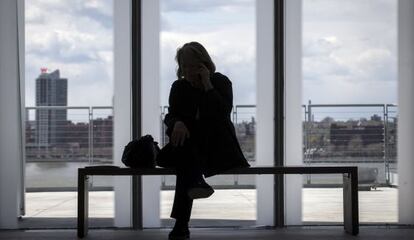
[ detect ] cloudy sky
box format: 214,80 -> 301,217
25,0 -> 113,107
25,0 -> 398,109
302,0 -> 397,105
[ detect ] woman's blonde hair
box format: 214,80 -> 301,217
175,42 -> 216,79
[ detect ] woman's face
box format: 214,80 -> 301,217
180,49 -> 204,88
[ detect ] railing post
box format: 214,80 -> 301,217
304,104 -> 310,184
88,107 -> 92,165
91,108 -> 95,165
384,104 -> 390,185
161,106 -> 166,147
233,105 -> 237,186
307,103 -> 312,184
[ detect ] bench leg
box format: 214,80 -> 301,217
343,171 -> 359,235
78,173 -> 89,238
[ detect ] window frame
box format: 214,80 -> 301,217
131,0 -> 285,228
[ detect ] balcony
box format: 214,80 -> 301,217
23,104 -> 398,226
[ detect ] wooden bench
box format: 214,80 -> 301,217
77,166 -> 359,238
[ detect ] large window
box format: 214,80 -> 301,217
24,0 -> 114,226
302,0 -> 398,223
159,0 -> 257,227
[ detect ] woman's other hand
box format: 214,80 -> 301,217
199,64 -> 213,91
171,121 -> 190,147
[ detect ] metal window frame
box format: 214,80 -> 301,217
131,0 -> 143,230
274,0 -> 285,228
131,0 -> 285,229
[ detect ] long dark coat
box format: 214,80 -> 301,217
161,72 -> 250,177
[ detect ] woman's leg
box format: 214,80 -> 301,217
169,170 -> 192,239
170,139 -> 209,221
170,169 -> 194,222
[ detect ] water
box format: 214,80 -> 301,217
25,162 -> 114,189
25,159 -> 396,190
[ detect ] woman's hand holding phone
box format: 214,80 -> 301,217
198,64 -> 213,91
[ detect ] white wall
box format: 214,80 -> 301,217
284,0 -> 303,225
114,0 -> 133,227
141,0 -> 161,228
256,0 -> 275,226
17,0 -> 26,218
0,0 -> 24,229
398,0 -> 414,224
114,0 -> 161,228
256,0 -> 303,226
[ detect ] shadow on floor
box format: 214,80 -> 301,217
1,226 -> 414,240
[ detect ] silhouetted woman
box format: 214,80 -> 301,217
161,42 -> 250,240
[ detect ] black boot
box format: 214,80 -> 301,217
168,220 -> 190,240
187,180 -> 214,199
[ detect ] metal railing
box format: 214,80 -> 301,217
25,104 -> 398,190
303,104 -> 398,185
25,106 -> 113,164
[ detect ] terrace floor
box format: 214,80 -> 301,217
19,187 -> 398,229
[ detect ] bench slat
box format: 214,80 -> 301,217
80,166 -> 358,176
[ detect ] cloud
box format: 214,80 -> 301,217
302,37 -> 396,84
26,0 -> 113,27
26,0 -> 113,63
303,37 -> 341,57
25,50 -> 113,107
303,78 -> 397,105
161,0 -> 254,13
355,48 -> 396,82
25,0 -> 398,110
160,0 -> 256,106
302,0 -> 398,104
25,4 -> 45,24
25,0 -> 113,107
303,37 -> 350,82
303,0 -> 396,24
160,0 -> 255,34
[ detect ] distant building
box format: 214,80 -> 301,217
35,69 -> 68,147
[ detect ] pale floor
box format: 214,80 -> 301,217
2,227 -> 414,240
24,187 -> 398,223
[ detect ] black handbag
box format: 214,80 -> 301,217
156,142 -> 178,168
121,135 -> 160,168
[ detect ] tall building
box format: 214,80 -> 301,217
35,68 -> 68,147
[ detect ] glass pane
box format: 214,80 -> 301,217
24,0 -> 114,227
159,0 -> 257,227
302,0 -> 398,223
